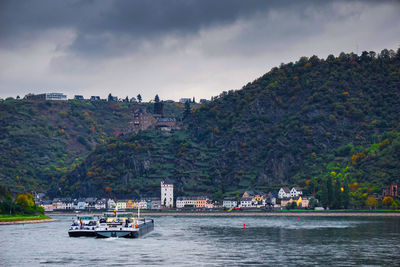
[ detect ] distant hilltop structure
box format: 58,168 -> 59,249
161,179 -> 174,208
25,93 -> 67,101
179,98 -> 191,103
124,107 -> 179,134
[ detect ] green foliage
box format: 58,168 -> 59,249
2,50 -> 400,200
0,189 -> 43,215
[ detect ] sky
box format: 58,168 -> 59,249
0,0 -> 399,101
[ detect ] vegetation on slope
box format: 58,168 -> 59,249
61,49 -> 400,202
0,99 -> 184,194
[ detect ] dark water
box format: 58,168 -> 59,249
1,216 -> 400,266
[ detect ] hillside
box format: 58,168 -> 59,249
0,99 -> 185,194
61,49 -> 400,201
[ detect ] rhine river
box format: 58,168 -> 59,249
1,216 -> 399,266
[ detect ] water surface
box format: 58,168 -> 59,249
0,216 -> 399,266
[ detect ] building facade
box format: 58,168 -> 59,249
278,188 -> 291,199
290,187 -> 303,198
223,197 -> 238,209
161,179 -> 174,208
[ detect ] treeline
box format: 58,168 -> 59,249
0,186 -> 44,215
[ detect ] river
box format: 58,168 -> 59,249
1,216 -> 399,266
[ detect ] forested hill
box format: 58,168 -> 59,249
61,49 -> 400,200
0,100 -> 185,194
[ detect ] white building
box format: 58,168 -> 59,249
290,187 -> 303,198
161,179 -> 174,208
176,197 -> 185,208
179,98 -> 191,103
116,200 -> 127,210
77,200 -> 86,210
95,199 -> 107,209
278,187 -> 291,199
107,199 -> 116,209
223,197 -> 238,209
45,93 -> 67,100
239,197 -> 254,208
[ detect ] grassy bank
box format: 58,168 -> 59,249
0,214 -> 50,222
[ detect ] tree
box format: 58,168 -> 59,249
183,101 -> 191,119
125,96 -> 129,102
327,178 -> 333,208
16,193 -> 35,214
365,196 -> 378,209
192,97 -> 196,103
382,196 -> 394,207
390,201 -> 399,210
155,94 -> 160,103
108,93 -> 113,102
332,180 -> 341,209
137,94 -> 142,103
341,179 -> 350,209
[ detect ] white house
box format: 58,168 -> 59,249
278,187 -> 291,199
176,197 -> 185,208
107,199 -> 116,209
95,199 -> 107,209
77,199 -> 86,210
223,197 -> 238,209
239,197 -> 254,208
290,187 -> 303,198
116,200 -> 127,210
161,179 -> 174,208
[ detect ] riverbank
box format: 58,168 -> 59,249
0,214 -> 56,225
47,211 -> 400,217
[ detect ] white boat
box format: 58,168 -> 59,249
95,212 -> 154,238
68,216 -> 98,237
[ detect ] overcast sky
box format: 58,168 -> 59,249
0,0 -> 399,101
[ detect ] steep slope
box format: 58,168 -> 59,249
62,49 -> 400,199
0,99 -> 185,194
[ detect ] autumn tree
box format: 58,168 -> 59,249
105,186 -> 112,197
365,196 -> 378,209
16,193 -> 35,214
382,196 -> 394,207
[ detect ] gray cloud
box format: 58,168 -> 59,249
0,0 -> 399,100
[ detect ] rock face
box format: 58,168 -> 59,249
61,50 -> 400,199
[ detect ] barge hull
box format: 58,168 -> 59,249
96,221 -> 154,238
68,231 -> 96,237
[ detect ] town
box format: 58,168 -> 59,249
36,180 -> 400,212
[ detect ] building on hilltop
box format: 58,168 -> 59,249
124,107 -> 179,134
161,179 -> 174,208
179,98 -> 191,103
74,95 -> 84,100
25,93 -> 67,101
90,96 -> 101,101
